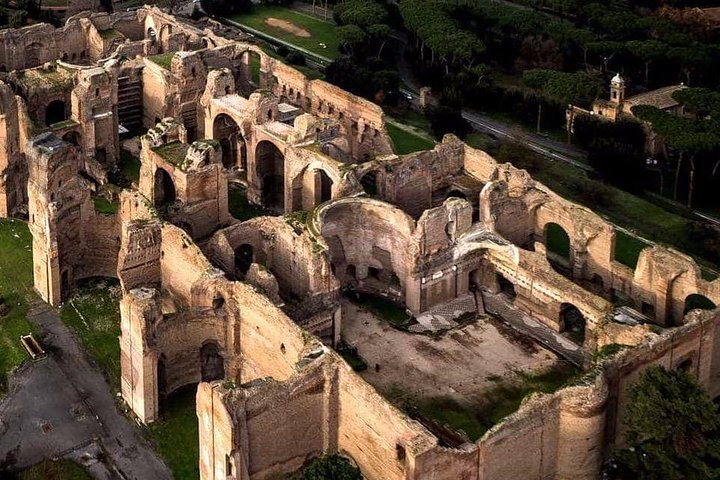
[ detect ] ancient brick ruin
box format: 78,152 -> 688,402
2,6 -> 720,480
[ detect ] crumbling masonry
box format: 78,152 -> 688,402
2,6 -> 719,480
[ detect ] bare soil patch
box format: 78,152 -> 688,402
341,299 -> 558,404
264,17 -> 311,38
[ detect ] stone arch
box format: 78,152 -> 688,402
238,49 -> 263,89
684,294 -> 716,315
159,24 -> 172,43
559,303 -> 585,344
291,163 -> 339,211
200,341 -> 224,382
255,140 -> 285,211
446,190 -> 466,200
234,243 -> 253,279
316,198 -> 416,306
46,100 -> 67,126
360,171 -> 377,195
545,222 -> 571,271
62,131 -> 80,146
213,114 -> 245,170
154,168 -> 176,206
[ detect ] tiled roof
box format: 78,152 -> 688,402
625,85 -> 686,110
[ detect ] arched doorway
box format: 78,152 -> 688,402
497,273 -> 516,300
234,244 -> 253,279
446,190 -> 466,200
545,223 -> 571,272
684,294 -> 716,315
213,114 -> 244,170
200,342 -> 224,382
46,100 -> 67,126
317,169 -> 333,204
248,51 -> 261,86
255,141 -> 285,211
360,172 -> 377,196
62,131 -> 80,146
154,168 -> 176,207
560,303 -> 585,344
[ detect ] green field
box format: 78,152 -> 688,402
147,387 -> 200,480
0,219 -> 36,394
60,279 -> 122,390
230,6 -> 340,59
18,459 -> 91,480
387,122 -> 435,155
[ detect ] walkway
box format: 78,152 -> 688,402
0,302 -> 172,479
482,291 -> 585,366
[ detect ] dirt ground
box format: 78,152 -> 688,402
264,18 -> 311,38
341,299 -> 559,404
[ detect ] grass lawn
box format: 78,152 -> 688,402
146,387 -> 200,480
18,459 -> 91,480
0,219 -> 36,394
401,362 -> 580,441
229,5 -> 340,59
387,122 -> 435,155
228,182 -> 271,221
60,278 -> 122,390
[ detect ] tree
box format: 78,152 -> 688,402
428,106 -> 472,140
334,0 -> 387,28
609,365 -> 720,480
626,40 -> 666,85
633,102 -> 720,207
295,455 -> 362,480
523,69 -> 602,134
336,25 -> 366,57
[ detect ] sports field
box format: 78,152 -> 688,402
229,5 -> 340,59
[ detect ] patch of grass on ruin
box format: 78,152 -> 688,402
17,459 -> 92,480
148,53 -> 175,71
228,182 -> 271,221
146,386 -> 200,480
387,122 -> 434,155
229,5 -> 340,59
0,219 -> 36,395
614,231 -> 648,269
348,292 -> 413,328
93,196 -> 119,215
60,278 -> 122,390
406,362 -> 581,441
120,149 -> 141,184
336,341 -> 368,372
153,141 -> 188,168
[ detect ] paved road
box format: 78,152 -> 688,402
0,302 -> 172,479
